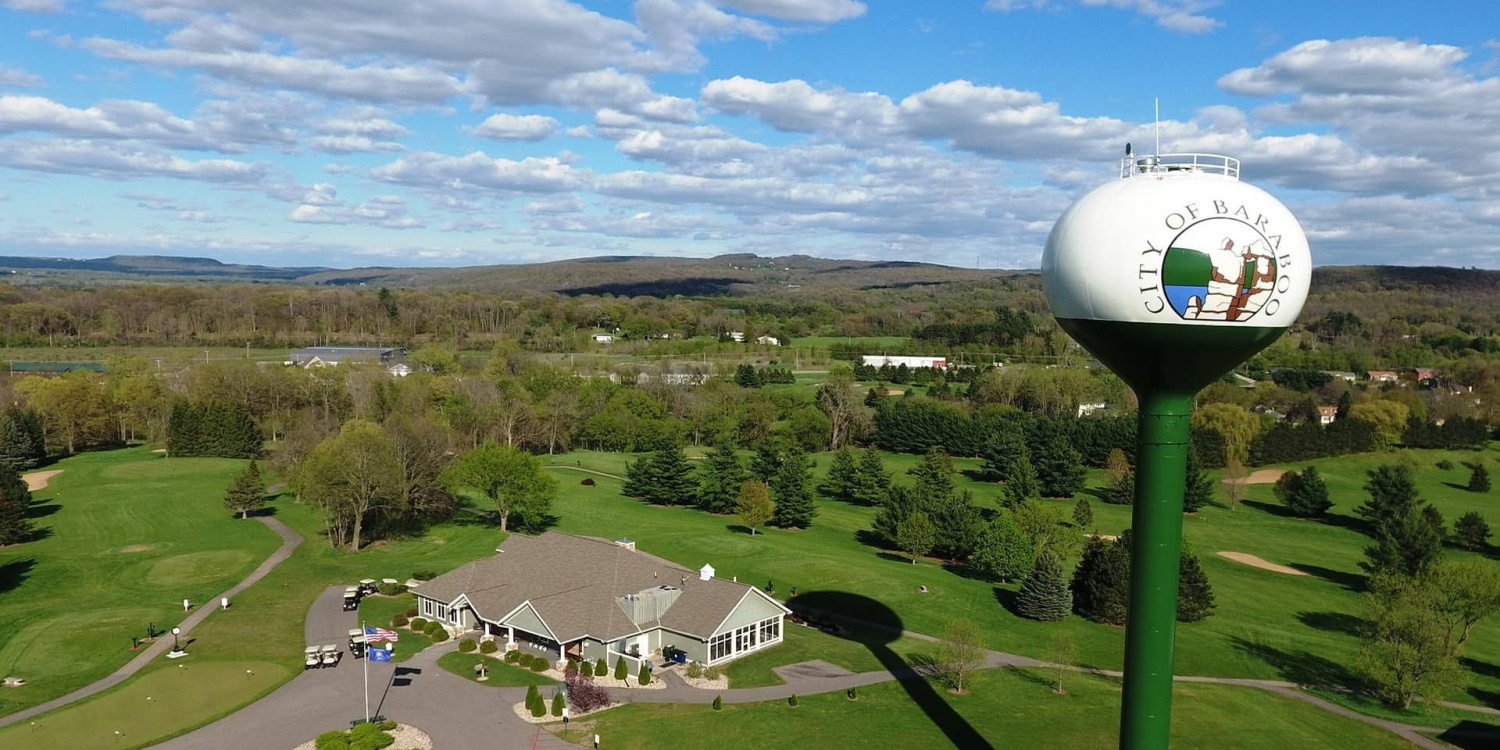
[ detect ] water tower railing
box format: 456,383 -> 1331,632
1120,153 -> 1240,179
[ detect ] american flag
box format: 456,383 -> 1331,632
365,626 -> 399,643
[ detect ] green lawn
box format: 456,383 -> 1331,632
545,444 -> 1500,711
579,668 -> 1422,750
0,447 -> 281,717
723,622 -> 928,688
357,593 -> 432,662
437,651 -> 559,687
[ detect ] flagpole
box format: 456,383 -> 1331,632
362,619 -> 369,723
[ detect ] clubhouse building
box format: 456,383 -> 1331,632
414,532 -> 788,670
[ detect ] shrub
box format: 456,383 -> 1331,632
685,661 -> 703,679
531,657 -> 548,672
529,686 -> 546,717
316,730 -> 351,750
846,687 -> 857,700
639,662 -> 652,685
1437,459 -> 1455,471
404,607 -> 417,618
431,629 -> 450,643
390,614 -> 408,629
1455,511 -> 1492,551
423,620 -> 443,635
712,694 -> 723,711
458,637 -> 477,653
480,640 -> 498,655
566,668 -> 612,713
347,722 -> 394,750
704,665 -> 721,680
411,570 -> 438,581
551,691 -> 565,717
614,657 -> 629,681
504,649 -> 519,663
409,618 -> 426,631
788,693 -> 799,707
377,582 -> 406,596
375,720 -> 396,732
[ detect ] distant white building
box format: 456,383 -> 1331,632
756,336 -> 780,346
861,355 -> 948,370
1318,406 -> 1337,425
727,331 -> 745,342
591,334 -> 614,344
1077,402 -> 1107,418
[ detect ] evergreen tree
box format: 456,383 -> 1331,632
1103,449 -> 1135,505
1177,545 -> 1216,622
1454,511 -> 1491,552
1366,504 -> 1446,578
895,511 -> 937,564
982,427 -> 1029,482
223,459 -> 266,519
929,490 -> 984,560
734,364 -> 762,389
969,515 -> 1033,582
625,444 -> 696,505
1182,450 -> 1213,513
1033,422 -> 1086,498
696,441 -> 747,514
1016,551 -> 1072,621
849,448 -> 891,506
621,455 -> 658,501
1335,390 -> 1355,420
0,461 -> 34,545
1071,533 -> 1130,625
1470,463 -> 1491,494
1001,454 -> 1041,509
0,408 -> 46,470
770,445 -> 817,528
820,447 -> 860,502
749,435 -> 785,483
525,683 -> 543,715
907,447 -> 955,500
1356,464 -> 1420,530
1275,466 -> 1332,518
873,485 -> 922,546
1072,497 -> 1094,529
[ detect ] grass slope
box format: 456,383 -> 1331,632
0,448 -> 279,717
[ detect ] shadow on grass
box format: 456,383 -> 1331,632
993,587 -> 1021,617
1442,481 -> 1474,492
1436,720 -> 1500,749
1230,636 -> 1359,690
25,502 -> 59,519
0,558 -> 35,595
1461,657 -> 1500,681
1289,563 -> 1366,593
1467,687 -> 1500,710
789,591 -> 993,750
1295,611 -> 1364,636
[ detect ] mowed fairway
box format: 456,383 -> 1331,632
545,444 -> 1500,711
582,668 -> 1420,750
0,448 -> 280,717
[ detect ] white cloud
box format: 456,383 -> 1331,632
472,113 -> 559,142
370,151 -> 583,194
309,135 -> 405,154
713,0 -> 866,23
0,66 -> 43,88
1,0 -> 65,13
1219,37 -> 1467,96
985,0 -> 1222,34
0,137 -> 268,183
702,76 -> 897,140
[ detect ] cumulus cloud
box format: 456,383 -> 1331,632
985,0 -> 1222,34
713,0 -> 866,23
472,113 -> 559,142
1,0 -> 65,13
0,137 -> 268,183
370,151 -> 583,194
290,194 -> 424,228
0,65 -> 43,88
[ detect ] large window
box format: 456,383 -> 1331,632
421,599 -> 434,617
759,617 -> 780,644
710,632 -> 732,661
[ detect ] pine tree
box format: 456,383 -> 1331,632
651,444 -> 697,505
1356,464 -> 1419,530
929,490 -> 984,559
734,364 -> 762,388
770,446 -> 817,528
1182,450 -> 1213,513
750,435 -> 785,483
969,515 -> 1033,582
849,449 -> 891,506
621,454 -> 658,501
873,485 -> 922,546
1470,463 -> 1491,494
696,441 -> 747,514
223,459 -> 266,519
551,690 -> 565,716
0,409 -> 46,470
1071,533 -> 1130,625
1336,390 -> 1355,420
820,447 -> 860,502
1072,497 -> 1093,529
1454,511 -> 1491,552
1016,551 -> 1072,621
907,447 -> 955,500
1365,504 -> 1446,578
1275,466 -> 1332,518
1033,422 -> 1086,498
982,427 -> 1029,482
0,461 -> 34,545
1177,545 -> 1216,622
1002,454 -> 1041,509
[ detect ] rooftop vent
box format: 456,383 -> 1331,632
615,537 -> 636,551
700,563 -> 715,581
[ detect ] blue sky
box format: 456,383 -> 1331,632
0,0 -> 1497,269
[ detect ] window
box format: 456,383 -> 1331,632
710,632 -> 731,661
735,624 -> 757,653
759,617 -> 780,644
421,599 -> 433,617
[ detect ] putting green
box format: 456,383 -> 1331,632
0,660 -> 288,750
146,550 -> 256,588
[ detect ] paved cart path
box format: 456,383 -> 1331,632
0,516 -> 303,729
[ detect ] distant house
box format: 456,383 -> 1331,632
591,334 -> 615,344
727,331 -> 745,342
289,346 -> 406,368
415,533 -> 788,670
1323,371 -> 1357,383
756,336 -> 781,346
861,354 -> 948,370
1413,368 -> 1438,383
1367,370 -> 1399,384
1077,402 -> 1107,418
1318,406 -> 1337,426
1231,373 -> 1257,389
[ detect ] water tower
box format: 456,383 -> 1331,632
1042,152 -> 1310,749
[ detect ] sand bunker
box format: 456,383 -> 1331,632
1222,469 -> 1285,486
1217,551 -> 1307,576
23,470 -> 61,491
1091,534 -> 1118,541
119,544 -> 156,553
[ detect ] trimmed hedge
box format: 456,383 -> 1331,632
431,629 -> 450,643
409,618 -> 427,631
390,615 -> 408,628
480,640 -> 498,655
458,637 -> 477,653
504,649 -> 519,663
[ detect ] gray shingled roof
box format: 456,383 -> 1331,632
418,532 -> 773,643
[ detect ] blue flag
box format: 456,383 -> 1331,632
369,646 -> 392,662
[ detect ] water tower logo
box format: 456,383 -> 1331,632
1160,217 -> 1277,322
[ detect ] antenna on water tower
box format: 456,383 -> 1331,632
1153,97 -> 1160,157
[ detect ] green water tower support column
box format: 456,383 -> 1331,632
1041,153 -> 1311,749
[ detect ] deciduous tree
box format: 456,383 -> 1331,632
441,443 -> 555,533
734,480 -> 773,535
895,511 -> 936,564
935,618 -> 985,694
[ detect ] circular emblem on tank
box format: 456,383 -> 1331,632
1160,217 -> 1277,323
